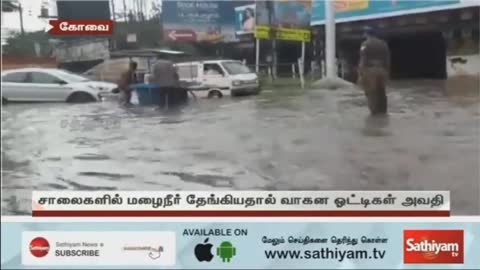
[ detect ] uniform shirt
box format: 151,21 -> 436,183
359,37 -> 390,70
150,60 -> 180,87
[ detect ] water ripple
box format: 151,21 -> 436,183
2,81 -> 479,215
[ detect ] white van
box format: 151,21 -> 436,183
174,60 -> 260,98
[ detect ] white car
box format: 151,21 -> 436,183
1,68 -> 117,103
174,60 -> 260,98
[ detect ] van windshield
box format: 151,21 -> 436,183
222,61 -> 252,75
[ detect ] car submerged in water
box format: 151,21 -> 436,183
1,68 -> 117,103
174,60 -> 260,98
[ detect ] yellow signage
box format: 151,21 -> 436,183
334,0 -> 369,12
254,26 -> 311,42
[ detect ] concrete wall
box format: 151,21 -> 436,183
447,53 -> 480,77
445,27 -> 479,97
1,56 -> 57,70
445,31 -> 479,95
54,39 -> 110,63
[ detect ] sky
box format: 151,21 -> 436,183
1,0 -> 161,32
2,0 -> 49,32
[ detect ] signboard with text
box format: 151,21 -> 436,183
255,26 -> 310,42
254,0 -> 312,42
162,1 -> 252,43
311,0 -> 464,25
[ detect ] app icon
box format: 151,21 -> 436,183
29,237 -> 50,258
403,230 -> 464,264
194,238 -> 214,262
217,241 -> 236,262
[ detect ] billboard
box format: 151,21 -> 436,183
273,0 -> 312,29
56,0 -> 110,20
234,4 -> 256,35
163,1 -> 250,43
311,0 -> 464,25
255,0 -> 311,42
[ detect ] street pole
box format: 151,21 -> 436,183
123,0 -> 128,22
132,0 -> 137,21
139,0 -> 144,21
301,41 -> 305,74
325,0 -> 336,78
255,38 -> 260,73
143,0 -> 147,20
267,0 -> 277,79
18,3 -> 25,35
110,0 -> 116,21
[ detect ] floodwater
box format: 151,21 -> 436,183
2,80 -> 479,215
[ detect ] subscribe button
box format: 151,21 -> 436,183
22,231 -> 176,266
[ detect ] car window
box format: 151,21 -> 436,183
177,65 -> 198,79
204,63 -> 224,76
55,70 -> 89,82
222,61 -> 252,75
2,72 -> 28,83
84,69 -> 94,76
29,72 -> 63,84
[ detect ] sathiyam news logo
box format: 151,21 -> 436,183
29,237 -> 50,258
403,230 -> 463,264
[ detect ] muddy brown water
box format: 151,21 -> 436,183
2,80 -> 479,215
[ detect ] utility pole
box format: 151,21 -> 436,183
123,0 -> 127,22
19,2 -> 25,35
141,0 -> 146,20
267,0 -> 277,79
136,0 -> 140,20
325,0 -> 336,78
131,0 -> 136,21
110,0 -> 116,21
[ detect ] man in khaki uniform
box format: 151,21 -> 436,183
117,61 -> 138,105
357,27 -> 390,115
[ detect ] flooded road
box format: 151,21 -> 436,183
2,80 -> 479,215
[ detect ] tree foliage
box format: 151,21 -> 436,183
3,31 -> 52,57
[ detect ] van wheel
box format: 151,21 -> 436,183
67,92 -> 96,103
208,90 -> 223,99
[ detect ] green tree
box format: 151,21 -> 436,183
3,31 -> 52,57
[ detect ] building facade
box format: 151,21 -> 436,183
311,0 -> 479,82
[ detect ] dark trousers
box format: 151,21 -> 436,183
358,66 -> 388,115
119,89 -> 132,105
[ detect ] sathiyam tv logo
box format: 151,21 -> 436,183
403,230 -> 463,264
29,237 -> 50,258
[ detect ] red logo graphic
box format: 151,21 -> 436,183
48,20 -> 113,35
29,237 -> 50,258
403,230 -> 463,264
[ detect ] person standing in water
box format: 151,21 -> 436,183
357,27 -> 391,115
117,61 -> 138,106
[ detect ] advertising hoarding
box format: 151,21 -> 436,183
56,0 -> 111,20
311,0 -> 465,25
235,4 -> 256,35
163,1 -> 250,43
255,0 -> 312,42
